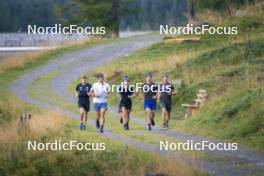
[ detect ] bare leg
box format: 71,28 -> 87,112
96,112 -> 100,122
100,108 -> 106,127
83,112 -> 88,125
167,112 -> 171,124
79,108 -> 85,123
161,108 -> 167,124
127,109 -> 131,124
119,112 -> 123,123
122,107 -> 128,124
151,111 -> 155,121
146,108 -> 152,124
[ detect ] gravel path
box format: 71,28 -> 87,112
11,35 -> 264,176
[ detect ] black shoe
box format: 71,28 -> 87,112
100,126 -> 104,133
124,123 -> 129,130
163,123 -> 167,128
151,119 -> 155,126
148,124 -> 152,131
96,120 -> 100,129
83,125 -> 86,130
163,123 -> 168,129
120,118 -> 123,124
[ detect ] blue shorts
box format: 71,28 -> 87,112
144,100 -> 157,110
94,103 -> 108,112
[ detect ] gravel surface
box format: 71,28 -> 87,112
11,34 -> 264,176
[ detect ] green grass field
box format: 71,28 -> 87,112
0,38 -> 204,176
69,4 -> 264,151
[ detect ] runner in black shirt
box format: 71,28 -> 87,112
75,75 -> 92,131
117,76 -> 134,130
158,75 -> 176,128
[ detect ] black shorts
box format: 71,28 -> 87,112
120,98 -> 132,110
160,101 -> 172,112
78,99 -> 90,112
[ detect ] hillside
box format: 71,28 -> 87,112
0,2 -> 264,176
0,37 -> 204,176
78,3 -> 264,151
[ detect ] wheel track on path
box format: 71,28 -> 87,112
11,35 -> 264,176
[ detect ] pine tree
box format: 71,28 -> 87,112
75,0 -> 133,37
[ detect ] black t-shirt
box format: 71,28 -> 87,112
142,82 -> 158,102
118,86 -> 134,100
159,83 -> 174,103
76,83 -> 92,99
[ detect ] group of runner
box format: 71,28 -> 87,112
75,73 -> 176,133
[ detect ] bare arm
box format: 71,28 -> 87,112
171,91 -> 177,96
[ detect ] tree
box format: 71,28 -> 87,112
74,0 -> 133,37
193,0 -> 258,15
187,0 -> 196,22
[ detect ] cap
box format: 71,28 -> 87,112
123,75 -> 129,81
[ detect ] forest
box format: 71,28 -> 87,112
0,0 -> 258,32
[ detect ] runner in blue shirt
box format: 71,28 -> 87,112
141,73 -> 158,131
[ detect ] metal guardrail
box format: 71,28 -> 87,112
0,33 -> 90,47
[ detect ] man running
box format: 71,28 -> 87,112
141,73 -> 158,131
117,76 -> 134,130
90,73 -> 110,133
158,75 -> 176,128
75,75 -> 92,130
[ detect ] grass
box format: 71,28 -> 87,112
67,4 -> 264,151
0,113 -> 203,176
0,37 -> 205,175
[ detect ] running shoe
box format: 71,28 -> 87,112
120,118 -> 123,124
151,118 -> 155,126
163,123 -> 168,129
148,124 -> 152,131
123,123 -> 127,130
100,126 -> 104,133
96,120 -> 100,129
123,123 -> 129,130
80,123 -> 83,130
83,125 -> 86,130
163,123 -> 167,128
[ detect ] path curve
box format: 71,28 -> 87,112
11,35 -> 264,176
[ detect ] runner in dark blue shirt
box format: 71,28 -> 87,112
141,73 -> 158,131
75,75 -> 92,131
